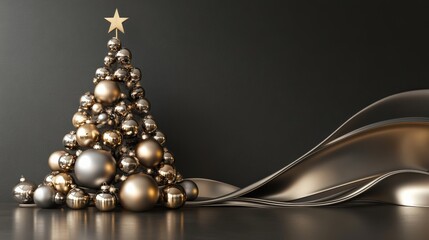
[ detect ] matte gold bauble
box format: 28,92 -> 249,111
135,139 -> 163,168
119,173 -> 159,211
52,173 -> 73,194
74,149 -> 116,188
102,130 -> 122,147
48,150 -> 66,171
94,80 -> 121,104
76,123 -> 100,147
72,111 -> 89,128
161,185 -> 186,209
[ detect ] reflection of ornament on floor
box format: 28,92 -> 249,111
12,9 -> 198,212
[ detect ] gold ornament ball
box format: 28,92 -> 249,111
52,173 -> 73,194
95,192 -> 117,211
102,130 -> 123,147
72,111 -> 89,128
119,173 -> 159,211
48,150 -> 66,171
94,80 -> 121,104
121,119 -> 138,137
158,164 -> 176,184
135,139 -> 163,168
76,123 -> 100,147
66,188 -> 90,209
161,185 -> 186,209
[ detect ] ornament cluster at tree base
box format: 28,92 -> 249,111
12,37 -> 198,212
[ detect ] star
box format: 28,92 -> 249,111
105,9 -> 129,35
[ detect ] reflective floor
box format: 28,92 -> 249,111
0,203 -> 428,239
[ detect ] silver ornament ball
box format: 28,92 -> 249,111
179,180 -> 199,201
12,176 -> 37,204
34,185 -> 57,208
74,149 -> 116,188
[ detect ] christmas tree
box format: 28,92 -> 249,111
12,9 -> 198,212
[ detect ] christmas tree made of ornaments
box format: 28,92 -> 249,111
12,9 -> 199,211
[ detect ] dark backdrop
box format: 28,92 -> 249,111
1,0 -> 429,202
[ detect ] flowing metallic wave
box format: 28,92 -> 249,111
186,90 -> 429,207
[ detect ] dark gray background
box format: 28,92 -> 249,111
1,0 -> 429,202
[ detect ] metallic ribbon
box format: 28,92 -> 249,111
186,90 -> 429,207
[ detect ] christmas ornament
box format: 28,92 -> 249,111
179,180 -> 199,201
52,172 -> 73,194
119,173 -> 159,211
94,184 -> 117,211
135,139 -> 163,168
161,185 -> 186,209
74,149 -> 116,188
76,123 -> 100,147
33,185 -> 57,208
66,186 -> 90,209
12,176 -> 37,204
13,9 -> 194,212
48,150 -> 66,171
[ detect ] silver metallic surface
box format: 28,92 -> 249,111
12,176 -> 37,204
66,188 -> 90,209
95,192 -> 117,211
74,149 -> 116,188
33,185 -> 56,208
186,91 -> 429,207
179,180 -> 199,201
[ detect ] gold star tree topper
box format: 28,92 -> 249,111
105,9 -> 129,39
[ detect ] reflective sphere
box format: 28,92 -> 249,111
52,173 -> 73,194
130,87 -> 144,99
34,185 -> 56,208
116,48 -> 132,65
58,153 -> 76,171
114,68 -> 129,81
43,173 -> 56,185
95,192 -> 117,211
92,103 -> 104,114
74,149 -> 116,188
121,119 -> 138,137
94,80 -> 121,105
66,188 -> 90,209
54,192 -> 66,205
163,152 -> 175,164
119,156 -> 139,174
153,131 -> 166,145
80,93 -> 95,110
114,101 -> 128,117
119,173 -> 159,211
63,131 -> 77,149
107,38 -> 121,51
72,111 -> 89,128
179,180 -> 199,201
102,130 -> 122,148
76,123 -> 100,147
158,164 -> 176,184
12,176 -> 37,204
161,185 -> 186,209
95,67 -> 110,80
130,68 -> 141,81
97,112 -> 109,125
143,118 -> 157,133
135,139 -> 163,168
104,55 -> 115,66
48,150 -> 66,171
134,98 -> 150,113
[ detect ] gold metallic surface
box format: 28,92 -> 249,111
72,111 -> 89,128
161,185 -> 186,209
102,130 -> 122,148
119,173 -> 159,211
76,123 -> 100,147
95,193 -> 117,211
94,80 -> 121,105
52,173 -> 73,194
135,139 -> 163,168
48,151 -> 66,171
66,188 -> 90,209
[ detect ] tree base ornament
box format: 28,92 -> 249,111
12,9 -> 429,210
12,9 -> 198,212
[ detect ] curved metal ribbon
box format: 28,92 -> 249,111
186,90 -> 429,207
